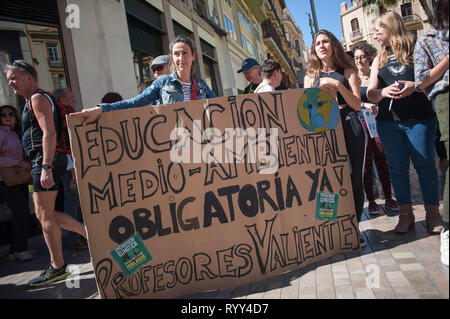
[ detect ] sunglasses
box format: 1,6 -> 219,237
0,111 -> 15,118
152,65 -> 165,72
12,61 -> 34,76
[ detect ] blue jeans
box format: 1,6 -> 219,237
377,118 -> 439,206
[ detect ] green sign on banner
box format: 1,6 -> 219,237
110,233 -> 152,276
315,192 -> 339,221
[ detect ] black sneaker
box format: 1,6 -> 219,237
28,264 -> 71,287
360,234 -> 367,248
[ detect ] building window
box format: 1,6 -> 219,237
241,34 -> 255,57
350,18 -> 361,38
238,11 -> 251,32
254,23 -> 260,41
125,0 -> 164,92
224,14 -> 236,40
52,73 -> 67,89
401,3 -> 414,23
193,0 -> 207,18
132,51 -> 155,93
47,43 -> 61,64
258,51 -> 264,63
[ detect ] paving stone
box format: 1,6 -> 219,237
355,288 -> 376,299
398,263 -> 425,271
280,284 -> 299,299
1,169 -> 448,299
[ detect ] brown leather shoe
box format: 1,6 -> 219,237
394,204 -> 415,233
425,204 -> 443,234
395,214 -> 415,233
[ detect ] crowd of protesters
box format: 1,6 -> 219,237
1,1 -> 448,288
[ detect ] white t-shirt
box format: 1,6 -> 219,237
254,82 -> 276,93
179,80 -> 191,101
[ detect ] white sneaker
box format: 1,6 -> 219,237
440,229 -> 449,266
9,250 -> 35,261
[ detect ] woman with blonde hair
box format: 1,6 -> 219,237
304,30 -> 367,247
367,11 -> 440,234
352,42 -> 398,215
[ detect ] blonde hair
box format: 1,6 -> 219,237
374,11 -> 414,68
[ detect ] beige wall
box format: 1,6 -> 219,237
340,0 -> 433,51
64,0 -> 137,108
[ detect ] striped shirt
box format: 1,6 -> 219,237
179,80 -> 191,101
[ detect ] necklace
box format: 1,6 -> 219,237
359,71 -> 370,80
322,68 -> 336,74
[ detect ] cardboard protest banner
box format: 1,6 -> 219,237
67,88 -> 360,299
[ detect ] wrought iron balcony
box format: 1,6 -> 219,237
350,29 -> 362,39
402,15 -> 416,24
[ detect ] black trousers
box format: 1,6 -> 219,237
0,181 -> 30,253
340,106 -> 366,222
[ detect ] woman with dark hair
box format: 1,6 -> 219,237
101,92 -> 123,104
0,104 -> 33,261
73,35 -> 216,124
414,0 -> 449,266
304,30 -> 366,247
352,42 -> 398,215
254,59 -> 283,93
367,11 -> 440,235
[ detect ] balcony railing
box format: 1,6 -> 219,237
350,29 -> 362,39
402,15 -> 416,24
192,0 -> 227,36
282,13 -> 300,33
48,58 -> 63,66
261,19 -> 293,69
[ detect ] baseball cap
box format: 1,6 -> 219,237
151,55 -> 170,67
237,58 -> 259,73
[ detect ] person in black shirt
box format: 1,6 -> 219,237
352,43 -> 399,216
5,61 -> 87,286
304,30 -> 367,248
238,58 -> 262,94
367,11 -> 441,234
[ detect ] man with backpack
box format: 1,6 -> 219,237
5,60 -> 87,287
53,88 -> 88,251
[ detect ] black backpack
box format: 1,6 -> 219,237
28,89 -> 75,155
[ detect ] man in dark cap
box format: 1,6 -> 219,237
237,58 -> 262,94
151,55 -> 170,79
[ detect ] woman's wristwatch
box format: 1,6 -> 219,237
360,102 -> 365,111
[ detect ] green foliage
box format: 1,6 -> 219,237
362,0 -> 434,22
362,0 -> 399,13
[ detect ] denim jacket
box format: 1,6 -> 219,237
101,72 -> 216,112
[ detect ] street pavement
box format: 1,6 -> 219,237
0,163 -> 448,299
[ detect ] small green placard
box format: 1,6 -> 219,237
315,192 -> 339,221
110,233 -> 152,276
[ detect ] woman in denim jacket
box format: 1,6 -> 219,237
74,35 -> 216,124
